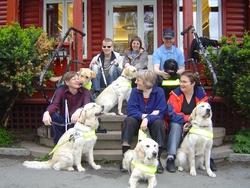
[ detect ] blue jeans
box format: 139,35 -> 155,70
91,64 -> 120,91
50,113 -> 74,145
167,121 -> 183,156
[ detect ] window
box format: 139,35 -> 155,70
178,0 -> 222,49
43,0 -> 87,57
106,0 -> 157,55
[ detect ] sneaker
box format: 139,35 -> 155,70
93,91 -> 100,99
120,162 -> 128,172
210,158 -> 218,171
166,158 -> 176,173
156,159 -> 164,174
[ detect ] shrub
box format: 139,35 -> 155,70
0,128 -> 15,147
231,128 -> 250,154
0,22 -> 55,127
201,31 -> 250,119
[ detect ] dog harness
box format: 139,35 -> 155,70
162,79 -> 180,86
189,127 -> 213,139
131,161 -> 157,174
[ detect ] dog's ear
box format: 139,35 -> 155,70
91,70 -> 96,78
134,142 -> 146,159
77,68 -> 83,75
78,109 -> 86,123
123,67 -> 129,77
190,106 -> 197,121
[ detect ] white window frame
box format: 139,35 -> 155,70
106,0 -> 157,54
177,0 -> 222,51
43,0 -> 87,58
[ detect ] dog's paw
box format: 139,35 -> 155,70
92,164 -> 101,170
178,166 -> 184,172
199,165 -> 206,170
67,167 -> 75,171
77,166 -> 86,172
118,112 -> 124,115
190,170 -> 197,176
207,170 -> 216,178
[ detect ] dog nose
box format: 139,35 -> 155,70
206,108 -> 210,113
101,105 -> 104,110
152,151 -> 157,157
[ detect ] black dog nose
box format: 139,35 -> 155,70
152,151 -> 157,157
206,108 -> 210,113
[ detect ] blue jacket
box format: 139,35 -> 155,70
126,85 -> 167,124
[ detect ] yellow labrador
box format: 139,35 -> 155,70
123,138 -> 158,188
23,103 -> 104,172
95,66 -> 137,115
50,68 -> 96,88
175,102 -> 216,177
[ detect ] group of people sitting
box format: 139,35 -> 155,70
42,28 -> 217,174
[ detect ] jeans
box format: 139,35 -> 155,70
121,116 -> 166,148
167,121 -> 183,156
50,113 -> 74,145
91,64 -> 120,91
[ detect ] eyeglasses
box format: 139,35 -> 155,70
102,46 -> 112,49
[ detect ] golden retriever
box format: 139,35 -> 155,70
23,103 -> 104,172
123,138 -> 158,188
175,102 -> 216,177
95,66 -> 137,115
49,68 -> 96,88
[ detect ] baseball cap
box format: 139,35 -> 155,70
163,29 -> 174,38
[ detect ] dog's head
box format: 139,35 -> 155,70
190,102 -> 213,128
77,68 -> 96,86
134,138 -> 158,162
121,66 -> 138,80
163,59 -> 179,80
78,103 -> 104,129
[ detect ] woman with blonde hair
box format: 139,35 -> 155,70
120,70 -> 167,174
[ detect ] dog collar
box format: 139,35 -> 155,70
131,161 -> 157,174
189,127 -> 213,139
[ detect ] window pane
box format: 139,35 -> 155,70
144,5 -> 154,55
46,3 -> 63,41
113,6 -> 138,53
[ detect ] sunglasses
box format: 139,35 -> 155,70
102,46 -> 112,49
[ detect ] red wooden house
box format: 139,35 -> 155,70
1,0 -> 250,134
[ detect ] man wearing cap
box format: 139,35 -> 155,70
152,29 -> 185,88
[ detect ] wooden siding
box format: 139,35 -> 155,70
20,0 -> 41,28
222,0 -> 247,39
0,0 -> 7,27
87,0 -> 105,60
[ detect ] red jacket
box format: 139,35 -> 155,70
165,86 -> 208,131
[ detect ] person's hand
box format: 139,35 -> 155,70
161,71 -> 171,79
183,123 -> 190,132
42,111 -> 52,126
188,115 -> 192,122
71,108 -> 82,123
151,110 -> 159,116
90,59 -> 97,65
140,118 -> 148,131
124,63 -> 130,68
113,59 -> 119,67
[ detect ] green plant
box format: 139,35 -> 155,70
0,22 -> 55,127
231,128 -> 250,154
0,128 -> 16,147
201,31 -> 250,119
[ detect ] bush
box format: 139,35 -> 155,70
231,128 -> 250,154
201,31 -> 250,119
0,128 -> 15,147
0,22 -> 55,127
